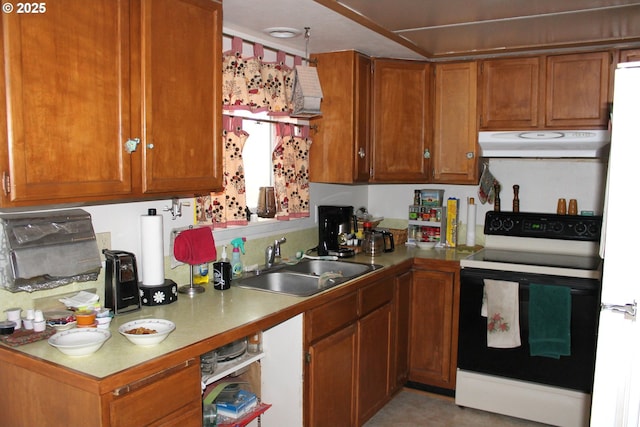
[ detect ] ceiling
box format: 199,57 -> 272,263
222,0 -> 640,60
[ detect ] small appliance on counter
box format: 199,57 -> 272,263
317,205 -> 355,258
361,222 -> 395,256
103,250 -> 141,315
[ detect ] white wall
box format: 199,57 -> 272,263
367,158 -> 608,226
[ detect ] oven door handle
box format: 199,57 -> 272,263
601,300 -> 637,320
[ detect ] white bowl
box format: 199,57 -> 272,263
118,319 -> 175,346
48,328 -> 111,356
416,241 -> 437,250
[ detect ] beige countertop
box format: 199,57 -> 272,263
2,245 -> 475,380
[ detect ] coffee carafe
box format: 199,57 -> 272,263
317,205 -> 355,258
361,222 -> 395,256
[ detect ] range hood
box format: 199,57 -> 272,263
478,130 -> 611,158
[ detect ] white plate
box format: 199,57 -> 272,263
118,319 -> 175,346
48,328 -> 111,356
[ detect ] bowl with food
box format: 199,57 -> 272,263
118,319 -> 175,346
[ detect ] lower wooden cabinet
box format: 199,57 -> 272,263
357,279 -> 394,425
0,351 -> 202,427
307,322 -> 358,427
108,359 -> 201,427
304,267 -> 409,427
409,260 -> 460,390
391,270 -> 412,392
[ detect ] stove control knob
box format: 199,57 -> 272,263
588,223 -> 600,237
574,222 -> 588,235
502,219 -> 514,231
489,218 -> 502,231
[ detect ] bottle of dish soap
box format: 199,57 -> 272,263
213,245 -> 232,290
230,237 -> 246,278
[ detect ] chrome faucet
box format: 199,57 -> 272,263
265,237 -> 287,268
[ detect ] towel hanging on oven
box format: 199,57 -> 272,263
482,279 -> 521,348
528,284 -> 571,359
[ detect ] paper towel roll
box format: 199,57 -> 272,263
466,198 -> 476,247
140,210 -> 165,286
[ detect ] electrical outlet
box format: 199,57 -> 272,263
96,232 -> 111,261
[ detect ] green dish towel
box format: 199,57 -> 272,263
528,284 -> 571,359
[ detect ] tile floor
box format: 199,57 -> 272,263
364,388 -> 550,427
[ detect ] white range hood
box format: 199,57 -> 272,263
478,130 -> 611,158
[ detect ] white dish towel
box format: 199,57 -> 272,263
482,279 -> 521,348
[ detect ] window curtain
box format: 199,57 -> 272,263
272,123 -> 312,220
196,116 -> 249,228
209,36 -> 311,225
222,36 -> 300,115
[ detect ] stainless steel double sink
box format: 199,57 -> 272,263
233,259 -> 383,297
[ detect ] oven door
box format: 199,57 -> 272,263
458,267 -> 601,393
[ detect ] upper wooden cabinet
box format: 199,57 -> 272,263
545,52 -> 610,128
310,51 -> 371,183
432,62 -> 478,184
371,59 -> 431,183
0,0 -> 222,207
480,56 -> 542,129
480,51 -> 610,130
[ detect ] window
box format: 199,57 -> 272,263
242,119 -> 275,212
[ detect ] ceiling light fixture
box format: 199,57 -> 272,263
265,27 -> 302,39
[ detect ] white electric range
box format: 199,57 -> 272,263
456,211 -> 603,427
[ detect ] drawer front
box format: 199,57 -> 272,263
306,291 -> 358,342
359,278 -> 393,316
110,360 -> 201,427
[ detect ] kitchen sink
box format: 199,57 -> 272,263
233,259 -> 383,297
283,259 -> 381,278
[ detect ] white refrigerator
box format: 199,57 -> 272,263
591,61 -> 640,426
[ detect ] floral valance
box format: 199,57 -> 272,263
222,37 -> 302,116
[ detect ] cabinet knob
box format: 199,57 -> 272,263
466,152 -> 475,159
124,138 -> 140,153
423,149 -> 431,159
147,143 -> 154,149
358,147 -> 365,158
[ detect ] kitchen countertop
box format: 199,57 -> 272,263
1,245 -> 474,380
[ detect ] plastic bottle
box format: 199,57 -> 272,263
230,237 -> 246,278
193,262 -> 209,285
213,245 -> 232,290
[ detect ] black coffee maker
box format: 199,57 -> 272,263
317,205 -> 355,258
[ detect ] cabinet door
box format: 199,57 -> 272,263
432,62 -> 478,184
140,0 -> 222,194
371,59 -> 430,182
409,268 -> 458,389
0,0 -> 133,205
358,301 -> 392,425
391,270 -> 412,392
545,51 -> 610,128
310,51 -> 370,183
307,323 -> 357,427
479,57 -> 541,129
